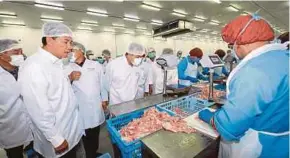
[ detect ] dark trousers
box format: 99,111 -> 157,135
4,145 -> 24,158
82,126 -> 101,158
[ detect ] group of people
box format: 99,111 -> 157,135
0,13 -> 289,158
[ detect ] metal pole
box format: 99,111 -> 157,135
208,69 -> 214,101
163,67 -> 168,95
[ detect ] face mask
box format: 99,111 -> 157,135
232,43 -> 241,62
132,58 -> 142,66
97,58 -> 105,64
190,57 -> 200,63
148,52 -> 156,59
10,55 -> 24,66
62,58 -> 70,65
69,52 -> 76,63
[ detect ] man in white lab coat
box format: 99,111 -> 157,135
18,22 -> 84,158
136,57 -> 154,98
104,42 -> 145,105
64,42 -> 108,158
101,49 -> 112,73
0,39 -> 33,158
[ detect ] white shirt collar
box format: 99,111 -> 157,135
38,47 -> 63,65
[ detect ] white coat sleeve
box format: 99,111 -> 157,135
19,64 -> 64,148
104,63 -> 112,93
100,67 -> 108,101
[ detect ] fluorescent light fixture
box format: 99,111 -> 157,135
0,11 -> 17,18
192,18 -> 205,22
87,8 -> 108,17
35,1 -> 63,7
171,12 -> 186,17
151,19 -> 163,24
151,22 -> 162,26
77,26 -> 93,31
104,28 -> 115,32
41,18 -> 63,22
112,23 -> 125,27
141,4 -> 160,11
1,20 -> 25,26
81,22 -> 98,27
35,4 -> 64,10
143,1 -> 161,8
211,31 -> 218,34
209,21 -> 220,25
125,30 -> 135,34
211,20 -> 220,23
144,32 -> 152,36
136,26 -> 147,30
227,5 -> 239,12
199,29 -> 208,33
212,0 -> 221,4
81,20 -> 98,24
173,9 -> 187,15
123,14 -> 140,22
40,15 -> 62,20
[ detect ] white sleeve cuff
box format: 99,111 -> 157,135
50,134 -> 65,148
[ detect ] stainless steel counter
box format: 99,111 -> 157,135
109,94 -> 178,116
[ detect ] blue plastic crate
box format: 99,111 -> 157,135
106,106 -> 174,158
156,94 -> 214,118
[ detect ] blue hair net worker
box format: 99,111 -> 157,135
198,14 -> 289,158
177,47 -> 207,86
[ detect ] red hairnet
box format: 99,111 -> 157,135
222,15 -> 274,45
189,47 -> 203,58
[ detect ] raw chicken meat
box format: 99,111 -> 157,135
120,107 -> 196,142
174,108 -> 189,118
193,85 -> 226,100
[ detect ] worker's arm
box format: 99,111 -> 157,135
19,64 -> 65,148
202,66 -> 273,141
104,63 -> 112,93
100,66 -> 108,102
177,57 -> 188,80
222,66 -> 229,76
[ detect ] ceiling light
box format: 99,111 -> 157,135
34,1 -> 64,10
112,23 -> 125,27
77,26 -> 93,31
194,15 -> 207,20
173,9 -> 187,15
227,5 -> 240,12
87,8 -> 108,17
151,19 -> 163,24
0,11 -> 17,18
211,31 -> 218,34
212,0 -> 221,4
141,4 -> 160,11
136,26 -> 147,30
81,20 -> 98,24
104,28 -> 115,32
192,18 -> 205,22
199,29 -> 208,33
81,22 -> 98,27
171,12 -> 186,17
151,22 -> 162,26
40,15 -> 62,20
144,32 -> 152,36
41,18 -> 63,22
125,30 -> 135,34
143,1 -> 161,8
123,15 -> 140,22
1,20 -> 25,26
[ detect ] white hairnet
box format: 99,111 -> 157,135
86,50 -> 93,55
102,49 -> 111,57
148,47 -> 155,53
73,41 -> 85,53
158,54 -> 178,69
127,42 -> 145,56
0,39 -> 21,53
42,22 -> 73,37
162,48 -> 174,55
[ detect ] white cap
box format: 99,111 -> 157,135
162,48 -> 174,55
42,22 -> 73,37
127,42 -> 145,56
148,47 -> 155,53
158,54 -> 178,69
0,39 -> 21,54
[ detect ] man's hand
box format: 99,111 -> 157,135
54,140 -> 69,155
68,71 -> 81,81
102,101 -> 108,110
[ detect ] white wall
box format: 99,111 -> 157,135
0,26 -> 228,58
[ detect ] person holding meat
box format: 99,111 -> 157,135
198,14 -> 289,158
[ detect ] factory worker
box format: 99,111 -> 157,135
153,48 -> 179,94
86,50 -> 94,60
64,42 -> 108,158
198,14 -> 289,158
0,39 -> 33,158
147,47 -> 156,62
104,42 -> 145,105
102,49 -> 112,71
213,49 -> 229,77
136,52 -> 154,98
176,50 -> 183,63
18,22 -> 85,158
178,48 -> 206,86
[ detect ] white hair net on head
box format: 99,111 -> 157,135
73,41 -> 85,53
162,48 -> 174,55
158,54 -> 178,69
102,49 -> 111,57
127,42 -> 145,56
42,22 -> 73,37
0,39 -> 21,53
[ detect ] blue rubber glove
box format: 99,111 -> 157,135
198,109 -> 214,124
199,75 -> 209,81
186,76 -> 199,83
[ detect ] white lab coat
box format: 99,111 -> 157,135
18,48 -> 83,158
104,56 -> 140,105
136,59 -> 153,98
64,60 -> 108,130
152,63 -> 178,94
0,66 -> 33,149
102,58 -> 112,73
